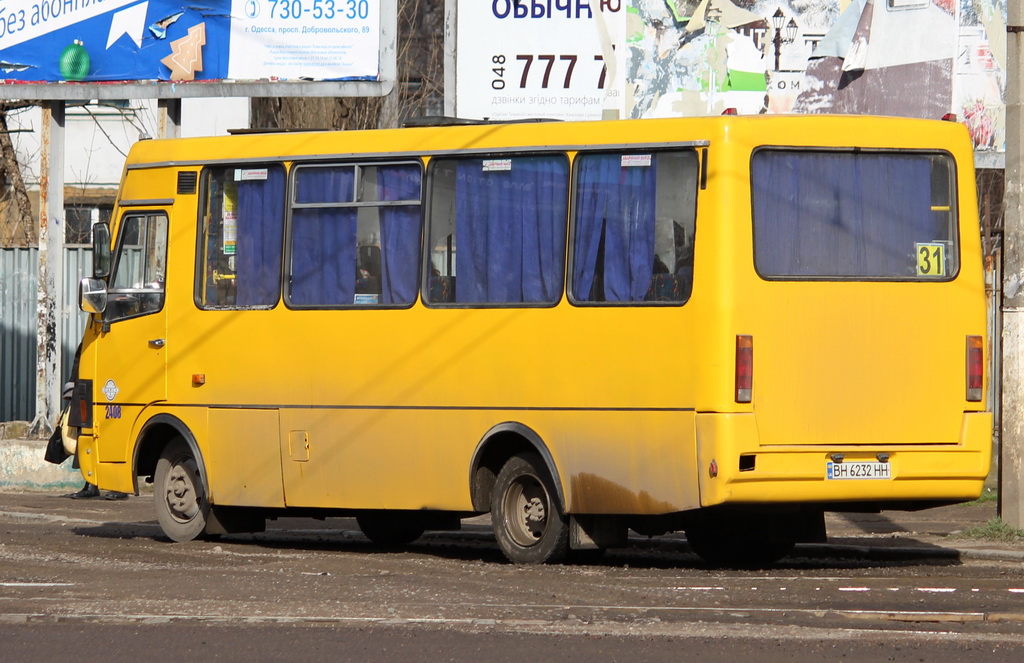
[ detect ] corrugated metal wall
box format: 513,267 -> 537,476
1,248 -> 91,422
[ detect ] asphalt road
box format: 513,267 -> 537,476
1,491 -> 1023,662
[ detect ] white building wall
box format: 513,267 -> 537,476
8,98 -> 250,191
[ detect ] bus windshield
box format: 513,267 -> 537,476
751,150 -> 958,280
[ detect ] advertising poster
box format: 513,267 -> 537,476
0,0 -> 381,83
954,0 -> 1006,153
455,1 -> 626,121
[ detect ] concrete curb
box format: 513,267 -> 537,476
0,438 -> 81,492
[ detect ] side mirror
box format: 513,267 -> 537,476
92,222 -> 111,278
79,277 -> 108,314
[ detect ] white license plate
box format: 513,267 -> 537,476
826,461 -> 892,480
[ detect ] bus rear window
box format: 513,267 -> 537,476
751,150 -> 958,280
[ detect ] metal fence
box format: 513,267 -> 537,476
1,247 -> 91,422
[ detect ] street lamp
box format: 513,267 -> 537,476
770,8 -> 798,72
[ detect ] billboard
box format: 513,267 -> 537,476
448,0 -> 1007,157
0,0 -> 396,98
453,0 -> 625,122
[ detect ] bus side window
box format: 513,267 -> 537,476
571,150 -> 698,305
428,234 -> 456,303
198,165 -> 285,309
426,154 -> 569,306
288,162 -> 421,308
105,213 -> 168,323
427,162 -> 458,304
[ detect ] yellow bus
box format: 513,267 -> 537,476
71,114 -> 991,566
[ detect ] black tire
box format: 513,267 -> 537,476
686,517 -> 795,568
356,513 -> 426,546
154,438 -> 210,542
491,453 -> 568,564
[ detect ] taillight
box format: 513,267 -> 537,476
736,335 -> 753,403
967,335 -> 983,402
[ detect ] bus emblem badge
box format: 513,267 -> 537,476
103,380 -> 119,402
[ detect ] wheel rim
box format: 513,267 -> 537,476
502,472 -> 549,548
164,455 -> 202,524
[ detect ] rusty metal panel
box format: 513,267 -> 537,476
1,248 -> 90,423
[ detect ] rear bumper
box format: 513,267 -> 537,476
696,411 -> 993,507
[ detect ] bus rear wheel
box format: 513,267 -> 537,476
154,438 -> 210,542
492,453 -> 568,564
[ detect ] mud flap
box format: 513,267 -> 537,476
205,506 -> 266,535
570,515 -> 627,550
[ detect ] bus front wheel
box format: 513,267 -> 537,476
492,453 -> 568,564
154,438 -> 210,542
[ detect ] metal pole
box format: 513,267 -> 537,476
773,31 -> 782,72
443,0 -> 456,118
28,101 -> 65,438
1000,2 -> 1024,527
158,98 -> 182,139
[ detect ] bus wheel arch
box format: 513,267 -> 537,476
468,423 -> 565,514
133,415 -> 208,493
133,415 -> 212,542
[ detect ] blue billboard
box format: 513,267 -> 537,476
0,0 -> 381,84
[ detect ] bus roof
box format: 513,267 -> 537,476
124,114 -> 973,169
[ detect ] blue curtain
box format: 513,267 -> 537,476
455,157 -> 567,304
573,154 -> 658,301
377,165 -> 421,305
290,167 -> 358,306
294,165 -> 355,204
234,166 -> 286,306
752,152 -> 936,278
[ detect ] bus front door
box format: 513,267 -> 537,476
91,212 -> 170,467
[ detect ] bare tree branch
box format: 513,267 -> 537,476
0,102 -> 37,247
81,105 -> 130,159
252,0 -> 443,131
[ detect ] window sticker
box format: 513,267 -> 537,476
621,154 -> 652,168
483,159 -> 513,172
916,242 -> 946,277
234,168 -> 269,181
222,183 -> 238,256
